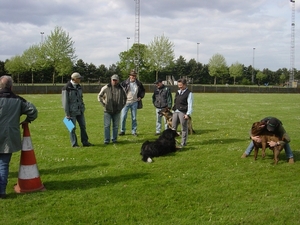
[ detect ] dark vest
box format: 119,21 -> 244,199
173,89 -> 191,113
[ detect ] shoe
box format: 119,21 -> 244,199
288,158 -> 294,164
119,132 -> 125,136
155,133 -> 160,136
132,133 -> 138,137
241,153 -> 248,158
176,144 -> 184,149
83,143 -> 94,147
72,145 -> 80,148
104,142 -> 109,145
0,194 -> 6,199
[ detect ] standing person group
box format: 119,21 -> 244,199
152,79 -> 172,135
62,72 -> 93,147
0,75 -> 38,199
119,69 -> 145,137
98,74 -> 127,144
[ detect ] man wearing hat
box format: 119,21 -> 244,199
62,72 -> 93,147
152,79 -> 172,135
119,69 -> 145,136
98,74 -> 127,144
241,116 -> 294,163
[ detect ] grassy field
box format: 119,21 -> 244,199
1,93 -> 300,225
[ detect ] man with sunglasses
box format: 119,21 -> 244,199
98,75 -> 127,144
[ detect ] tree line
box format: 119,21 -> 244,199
0,26 -> 299,86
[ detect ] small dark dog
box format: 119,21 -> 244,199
251,121 -> 284,164
158,108 -> 195,135
140,129 -> 179,163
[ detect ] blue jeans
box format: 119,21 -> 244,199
244,141 -> 294,159
120,102 -> 138,134
156,108 -> 168,133
0,153 -> 12,194
104,112 -> 121,143
69,114 -> 89,147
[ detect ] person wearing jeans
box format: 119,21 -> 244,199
241,116 -> 294,163
119,69 -> 145,136
62,72 -> 93,147
98,74 -> 127,144
0,75 -> 38,198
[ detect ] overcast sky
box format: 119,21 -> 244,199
1,0 -> 299,71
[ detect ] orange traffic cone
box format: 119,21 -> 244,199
14,123 -> 46,193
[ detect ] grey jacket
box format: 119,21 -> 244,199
62,81 -> 85,117
98,83 -> 127,114
0,88 -> 38,153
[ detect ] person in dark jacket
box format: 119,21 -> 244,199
172,78 -> 193,148
241,116 -> 294,163
152,79 -> 172,135
98,74 -> 127,144
119,69 -> 145,136
62,72 -> 93,147
0,75 -> 38,199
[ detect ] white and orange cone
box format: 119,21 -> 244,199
14,123 -> 46,193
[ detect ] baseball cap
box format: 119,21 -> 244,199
71,72 -> 82,79
154,79 -> 163,84
129,70 -> 137,76
266,118 -> 279,131
111,74 -> 119,80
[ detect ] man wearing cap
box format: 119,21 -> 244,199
152,79 -> 172,135
98,74 -> 127,144
62,72 -> 93,147
241,116 -> 294,163
119,69 -> 145,136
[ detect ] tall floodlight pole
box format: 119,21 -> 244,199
252,47 -> 255,83
134,0 -> 140,77
289,0 -> 296,87
127,37 -> 130,70
197,43 -> 200,63
40,32 -> 44,43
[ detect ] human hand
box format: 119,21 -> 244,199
268,141 -> 278,147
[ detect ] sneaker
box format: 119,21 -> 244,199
72,145 -> 80,148
288,158 -> 295,164
83,143 -> 94,147
241,153 -> 248,158
119,132 -> 125,136
132,133 -> 138,137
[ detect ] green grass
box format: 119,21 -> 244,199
2,93 -> 300,225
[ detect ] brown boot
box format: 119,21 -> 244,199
288,158 -> 295,164
241,153 -> 248,158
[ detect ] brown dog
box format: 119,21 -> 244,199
158,108 -> 195,135
251,121 -> 284,164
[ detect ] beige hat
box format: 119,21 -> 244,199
111,74 -> 119,80
71,72 -> 82,79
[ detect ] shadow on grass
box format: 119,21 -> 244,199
44,172 -> 149,190
9,164 -> 109,178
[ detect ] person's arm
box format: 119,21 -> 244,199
186,92 -> 193,116
61,89 -> 70,117
167,88 -> 172,109
98,86 -> 107,107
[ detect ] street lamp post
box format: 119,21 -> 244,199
197,42 -> 200,63
40,32 -> 44,43
252,47 -> 255,83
